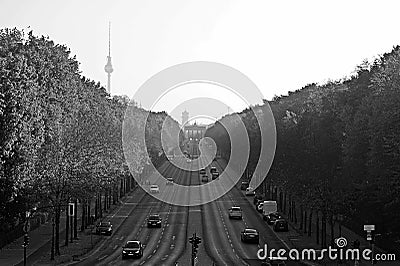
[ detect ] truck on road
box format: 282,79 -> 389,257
262,201 -> 277,219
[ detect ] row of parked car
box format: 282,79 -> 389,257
253,195 -> 289,232
240,181 -> 289,232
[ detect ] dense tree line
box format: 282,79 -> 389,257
0,28 -> 179,254
206,46 -> 400,252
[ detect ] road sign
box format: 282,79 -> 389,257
364,224 -> 375,231
23,221 -> 31,233
68,202 -> 75,217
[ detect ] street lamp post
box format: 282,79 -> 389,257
51,217 -> 55,260
337,214 -> 343,236
22,208 -> 36,266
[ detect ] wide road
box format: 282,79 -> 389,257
74,156 -> 302,266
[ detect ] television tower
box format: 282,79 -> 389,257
104,22 -> 113,93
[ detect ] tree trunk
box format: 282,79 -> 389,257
74,199 -> 78,239
316,212 -> 319,245
283,192 -> 287,214
299,205 -> 303,230
125,177 -> 127,194
116,184 -> 119,202
81,200 -> 86,231
308,210 -> 312,237
330,214 -> 335,246
55,205 -> 60,255
97,192 -> 103,218
87,199 -> 91,225
65,204 -> 69,246
112,187 -> 116,205
104,190 -> 107,211
120,178 -> 123,198
304,209 -> 307,233
108,189 -> 111,208
322,212 -> 326,248
293,200 -> 297,225
94,195 -> 98,219
299,204 -> 304,230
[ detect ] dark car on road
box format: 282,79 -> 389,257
241,181 -> 249,190
265,212 -> 282,224
122,240 -> 143,259
201,174 -> 209,183
212,171 -> 219,180
199,168 -> 206,175
147,214 -> 162,228
253,194 -> 263,205
240,228 -> 259,243
210,166 -> 217,174
273,219 -> 289,232
95,221 -> 112,235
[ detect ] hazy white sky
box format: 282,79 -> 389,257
2,0 -> 400,122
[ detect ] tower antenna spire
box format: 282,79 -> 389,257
104,21 -> 113,93
108,21 -> 111,57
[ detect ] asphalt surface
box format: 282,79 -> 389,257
72,157 -> 306,266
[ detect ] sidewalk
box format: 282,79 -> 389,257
280,212 -> 398,266
0,216 -> 66,266
272,192 -> 398,265
0,188 -> 137,266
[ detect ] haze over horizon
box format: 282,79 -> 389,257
2,0 -> 400,122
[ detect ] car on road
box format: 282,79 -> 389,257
273,219 -> 289,232
212,171 -> 219,180
166,177 -> 174,185
241,181 -> 249,190
210,166 -> 217,173
199,168 -> 206,175
254,199 -> 264,208
240,228 -> 259,243
186,158 -> 191,163
257,202 -> 264,213
261,257 -> 286,265
245,187 -> 255,196
147,214 -> 162,228
228,206 -> 242,219
265,212 -> 282,224
150,184 -> 160,193
254,194 -> 263,205
201,174 -> 209,182
95,221 -> 112,235
122,240 -> 143,259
